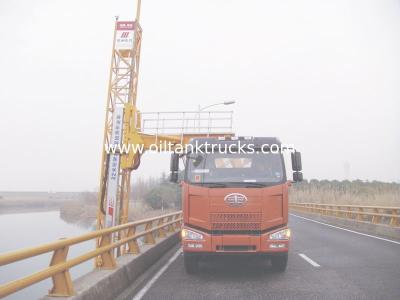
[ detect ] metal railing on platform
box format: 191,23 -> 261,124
138,111 -> 234,137
0,211 -> 182,298
289,203 -> 400,227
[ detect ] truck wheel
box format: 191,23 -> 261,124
271,253 -> 288,272
184,254 -> 199,274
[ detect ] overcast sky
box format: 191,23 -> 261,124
0,0 -> 399,191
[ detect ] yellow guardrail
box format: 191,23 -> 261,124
0,211 -> 182,298
289,203 -> 400,227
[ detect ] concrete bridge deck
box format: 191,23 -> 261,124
132,214 -> 400,300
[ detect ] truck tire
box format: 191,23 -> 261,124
270,253 -> 288,272
184,254 -> 199,274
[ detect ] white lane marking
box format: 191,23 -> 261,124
298,253 -> 320,267
133,248 -> 182,300
290,213 -> 400,245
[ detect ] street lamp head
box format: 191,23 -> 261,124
199,101 -> 236,112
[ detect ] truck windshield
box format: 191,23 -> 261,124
185,152 -> 285,186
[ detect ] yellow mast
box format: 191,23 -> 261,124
95,1 -> 233,266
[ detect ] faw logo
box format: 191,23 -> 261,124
120,32 -> 130,38
224,193 -> 248,207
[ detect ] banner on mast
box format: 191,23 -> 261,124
115,21 -> 135,50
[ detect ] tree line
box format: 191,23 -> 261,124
131,176 -> 400,208
131,172 -> 181,210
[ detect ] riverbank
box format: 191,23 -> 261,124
0,191 -> 174,229
59,195 -> 175,228
0,191 -> 80,214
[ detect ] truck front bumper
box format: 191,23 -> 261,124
181,226 -> 289,254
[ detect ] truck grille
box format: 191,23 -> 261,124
216,245 -> 256,252
210,213 -> 261,231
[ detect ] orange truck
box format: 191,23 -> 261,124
170,136 -> 303,273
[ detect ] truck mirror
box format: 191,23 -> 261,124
170,153 -> 179,183
170,172 -> 179,183
293,171 -> 303,182
170,153 -> 179,172
291,151 -> 302,171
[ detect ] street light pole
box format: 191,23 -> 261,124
199,101 -> 235,112
197,101 -> 235,132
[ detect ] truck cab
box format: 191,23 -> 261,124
170,136 -> 303,273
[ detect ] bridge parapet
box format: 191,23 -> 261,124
289,203 -> 400,240
0,211 -> 182,299
290,203 -> 400,226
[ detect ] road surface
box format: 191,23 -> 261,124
135,213 -> 400,300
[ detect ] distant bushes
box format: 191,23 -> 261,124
144,183 -> 181,210
59,178 -> 399,226
290,180 -> 400,206
132,173 -> 181,210
134,176 -> 400,208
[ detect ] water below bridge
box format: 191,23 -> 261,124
0,211 -> 93,300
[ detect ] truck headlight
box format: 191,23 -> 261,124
269,228 -> 291,240
181,228 -> 203,240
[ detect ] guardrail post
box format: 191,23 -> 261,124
372,208 -> 380,224
48,240 -> 74,297
346,207 -> 352,219
127,226 -> 140,254
157,217 -> 166,238
390,209 -> 399,226
167,216 -> 175,233
174,213 -> 181,229
357,208 -> 364,221
98,233 -> 116,268
145,221 -> 155,244
339,206 -> 345,218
